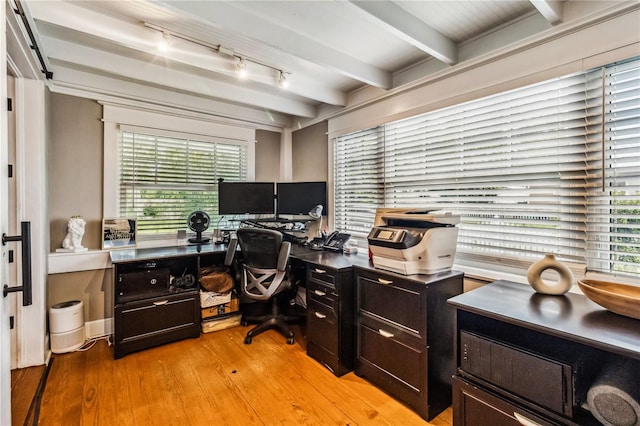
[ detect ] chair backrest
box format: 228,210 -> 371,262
236,228 -> 284,269
236,228 -> 292,300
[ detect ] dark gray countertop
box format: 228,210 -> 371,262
448,280 -> 640,360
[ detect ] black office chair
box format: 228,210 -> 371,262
227,227 -> 301,344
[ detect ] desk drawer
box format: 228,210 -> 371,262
356,271 -> 427,344
114,291 -> 200,358
453,376 -> 557,426
357,321 -> 428,418
307,298 -> 338,353
307,280 -> 338,309
307,265 -> 337,286
116,293 -> 199,340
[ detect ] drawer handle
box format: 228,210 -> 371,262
313,290 -> 326,296
377,278 -> 393,285
378,329 -> 394,338
153,300 -> 169,306
314,268 -> 327,274
514,412 -> 543,426
314,311 -> 327,319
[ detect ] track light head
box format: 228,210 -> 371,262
236,58 -> 248,79
158,31 -> 170,52
278,71 -> 289,89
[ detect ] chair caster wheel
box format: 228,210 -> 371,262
286,337 -> 294,345
244,336 -> 252,344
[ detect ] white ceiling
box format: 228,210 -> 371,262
11,0 -> 637,128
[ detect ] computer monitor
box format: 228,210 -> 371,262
218,182 -> 275,215
276,181 -> 327,216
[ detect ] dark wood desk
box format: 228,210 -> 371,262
110,243 -> 463,422
109,244 -> 371,359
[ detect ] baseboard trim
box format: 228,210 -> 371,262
85,318 -> 113,339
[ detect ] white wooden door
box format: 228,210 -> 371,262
1,4 -> 14,424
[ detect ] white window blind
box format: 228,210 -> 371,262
334,127 -> 385,238
334,57 -> 640,278
119,130 -> 248,237
587,59 -> 640,276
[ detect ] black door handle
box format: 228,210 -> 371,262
2,221 -> 33,306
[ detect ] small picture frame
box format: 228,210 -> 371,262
102,218 -> 137,249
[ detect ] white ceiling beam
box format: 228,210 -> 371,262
349,0 -> 458,65
47,66 -> 293,130
155,0 -> 393,89
27,0 -> 346,106
41,36 -> 317,118
530,0 -> 564,25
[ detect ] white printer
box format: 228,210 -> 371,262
367,208 -> 460,275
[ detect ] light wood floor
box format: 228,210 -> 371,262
13,324 -> 452,426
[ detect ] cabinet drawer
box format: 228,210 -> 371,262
307,280 -> 338,308
307,265 -> 337,286
307,298 -> 339,353
307,298 -> 340,367
357,322 -> 427,416
356,271 -> 427,343
359,307 -> 423,349
114,292 -> 199,358
116,294 -> 198,340
453,376 -> 557,426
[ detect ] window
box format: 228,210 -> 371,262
118,129 -> 248,238
586,60 -> 640,276
334,127 -> 385,236
334,57 -> 640,279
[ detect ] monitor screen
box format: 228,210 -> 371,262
218,182 -> 275,215
277,181 -> 327,216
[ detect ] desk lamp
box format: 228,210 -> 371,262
309,204 -> 323,237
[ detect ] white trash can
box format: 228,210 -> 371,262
49,300 -> 85,353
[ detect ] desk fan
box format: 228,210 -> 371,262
187,211 -> 211,244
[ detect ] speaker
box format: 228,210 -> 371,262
49,300 -> 85,354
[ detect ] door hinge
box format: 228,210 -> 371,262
7,98 -> 12,112
8,164 -> 13,178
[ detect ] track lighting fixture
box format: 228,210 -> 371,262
144,22 -> 291,88
236,58 -> 248,79
278,71 -> 289,89
158,31 -> 170,52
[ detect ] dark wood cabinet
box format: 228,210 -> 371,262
111,246 -> 227,359
354,267 -> 464,421
305,259 -> 356,376
291,249 -> 372,377
448,280 -> 640,426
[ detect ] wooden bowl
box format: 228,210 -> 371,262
577,279 -> 640,320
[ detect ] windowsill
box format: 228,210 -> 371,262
453,264 -> 585,294
47,238 -> 196,274
48,249 -> 112,274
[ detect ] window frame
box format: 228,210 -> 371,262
103,104 -> 256,247
333,58 -> 640,283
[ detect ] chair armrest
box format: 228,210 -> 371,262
224,237 -> 238,266
277,241 -> 291,271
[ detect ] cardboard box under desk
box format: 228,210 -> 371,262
200,294 -> 239,320
201,313 -> 241,333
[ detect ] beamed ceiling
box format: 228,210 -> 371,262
8,0 -> 640,129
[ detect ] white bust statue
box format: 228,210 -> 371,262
59,216 -> 88,252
